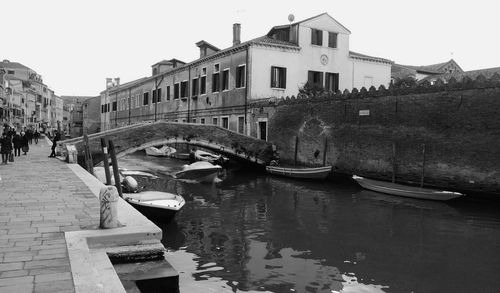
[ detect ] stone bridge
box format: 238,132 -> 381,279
61,121 -> 275,166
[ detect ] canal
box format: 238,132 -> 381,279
119,151 -> 500,293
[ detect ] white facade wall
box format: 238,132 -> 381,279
351,59 -> 392,89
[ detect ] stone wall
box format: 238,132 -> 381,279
261,73 -> 500,193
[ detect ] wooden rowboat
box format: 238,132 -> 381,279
352,175 -> 464,201
265,165 -> 332,180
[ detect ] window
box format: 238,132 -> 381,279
166,86 -> 171,100
180,81 -> 188,98
222,69 -> 229,91
201,118 -> 205,124
212,117 -> 218,126
238,116 -> 244,134
174,83 -> 180,99
192,118 -> 197,123
112,101 -> 117,111
236,65 -> 246,88
271,66 -> 287,89
258,120 -> 267,141
311,29 -> 323,46
101,105 -> 104,113
202,67 -> 207,75
328,32 -> 338,48
152,89 -> 157,103
157,88 -> 161,102
325,73 -> 339,92
222,117 -> 229,129
7,70 -> 14,74
200,76 -> 206,94
143,92 -> 149,105
212,72 -> 220,92
214,64 -> 220,72
192,78 -> 199,97
308,71 -> 323,87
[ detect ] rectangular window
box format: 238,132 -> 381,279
174,83 -> 180,99
202,67 -> 207,75
212,72 -> 220,93
192,78 -> 199,97
222,69 -> 229,91
112,101 -> 117,111
180,81 -> 188,98
328,32 -> 338,48
236,65 -> 246,88
7,70 -> 14,74
325,73 -> 339,92
214,64 -> 220,73
271,66 -> 287,89
192,118 -> 197,123
152,89 -> 157,103
311,29 -> 323,46
201,118 -> 205,124
101,105 -> 104,113
200,76 -> 206,94
166,86 -> 171,100
157,88 -> 161,102
308,70 -> 324,87
238,116 -> 244,134
212,117 -> 218,126
143,92 -> 149,105
222,117 -> 229,129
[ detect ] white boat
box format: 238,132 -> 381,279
194,150 -> 228,164
352,175 -> 464,201
120,169 -> 159,179
145,145 -> 177,157
175,161 -> 222,183
123,191 -> 185,221
266,165 -> 332,180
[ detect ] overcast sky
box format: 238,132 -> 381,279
1,0 -> 498,96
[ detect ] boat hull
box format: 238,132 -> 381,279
124,191 -> 185,222
352,175 -> 464,201
175,168 -> 220,183
266,166 -> 332,180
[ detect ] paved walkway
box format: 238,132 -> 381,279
0,138 -> 99,293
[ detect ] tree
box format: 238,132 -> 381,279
392,76 -> 417,88
298,81 -> 326,98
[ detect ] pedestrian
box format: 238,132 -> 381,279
12,132 -> 22,157
48,130 -> 61,158
20,132 -> 29,155
0,132 -> 13,164
26,129 -> 33,145
34,129 -> 40,144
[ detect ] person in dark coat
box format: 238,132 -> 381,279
34,130 -> 40,144
48,131 -> 61,158
0,132 -> 13,164
12,132 -> 22,157
20,132 -> 29,155
26,129 -> 33,145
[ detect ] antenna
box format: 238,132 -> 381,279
288,14 -> 295,23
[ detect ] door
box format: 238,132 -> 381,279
258,121 -> 267,141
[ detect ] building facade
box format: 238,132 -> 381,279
100,13 -> 393,139
391,59 -> 463,82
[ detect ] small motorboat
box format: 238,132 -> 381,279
194,150 -> 228,164
266,165 -> 332,180
123,191 -> 185,221
175,161 -> 222,183
120,169 -> 159,179
352,175 -> 464,201
145,145 -> 176,157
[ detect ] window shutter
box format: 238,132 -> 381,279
282,68 -> 287,88
271,67 -> 276,87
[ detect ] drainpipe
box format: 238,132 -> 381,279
244,45 -> 249,135
115,92 -> 118,127
128,88 -> 131,125
187,65 -> 191,123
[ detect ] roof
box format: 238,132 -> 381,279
151,58 -> 186,67
0,60 -> 31,71
349,51 -> 393,64
395,59 -> 463,74
420,67 -> 500,83
195,40 -> 221,52
105,77 -> 149,94
268,12 -> 351,34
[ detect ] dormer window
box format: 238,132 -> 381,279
311,29 -> 323,46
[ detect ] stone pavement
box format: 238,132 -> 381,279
0,138 -> 100,293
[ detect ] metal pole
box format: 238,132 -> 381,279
100,138 -> 111,185
420,144 -> 426,187
322,137 -> 328,166
392,142 -> 397,183
294,136 -> 299,167
108,140 -> 123,198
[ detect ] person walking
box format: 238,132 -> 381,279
48,130 -> 61,158
34,129 -> 40,144
20,132 -> 29,155
12,132 -> 22,157
26,128 -> 33,145
0,132 -> 13,164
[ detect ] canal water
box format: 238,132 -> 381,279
119,152 -> 500,293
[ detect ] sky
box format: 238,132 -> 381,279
1,0 -> 499,96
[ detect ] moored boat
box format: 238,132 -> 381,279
194,150 -> 228,164
352,175 -> 464,201
123,191 -> 185,221
265,165 -> 332,180
175,161 -> 222,183
145,145 -> 176,157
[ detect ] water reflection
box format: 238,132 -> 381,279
120,153 -> 500,293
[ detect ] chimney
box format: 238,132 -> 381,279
114,78 -> 120,86
233,23 -> 241,46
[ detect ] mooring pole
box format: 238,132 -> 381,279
420,144 -> 426,187
108,140 -> 123,198
392,142 -> 397,183
322,138 -> 328,166
84,134 -> 94,175
294,136 -> 299,167
100,138 -> 112,185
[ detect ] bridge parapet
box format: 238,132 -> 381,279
62,121 -> 275,166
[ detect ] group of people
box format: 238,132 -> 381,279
0,126 -> 44,165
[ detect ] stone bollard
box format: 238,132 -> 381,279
99,186 -> 119,229
66,144 -> 78,164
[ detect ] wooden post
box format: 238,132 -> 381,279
294,136 -> 299,167
392,142 -> 397,183
420,144 -> 426,187
83,134 -> 94,175
108,140 -> 123,198
100,138 -> 112,185
322,138 -> 328,166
